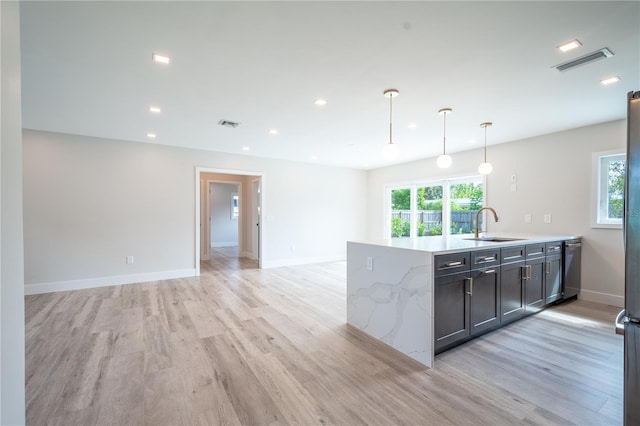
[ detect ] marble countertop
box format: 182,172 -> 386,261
348,233 -> 581,255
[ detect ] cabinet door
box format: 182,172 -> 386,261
434,271 -> 470,352
545,254 -> 562,304
525,256 -> 545,314
470,267 -> 501,336
500,261 -> 525,323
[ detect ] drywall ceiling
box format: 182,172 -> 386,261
20,1 -> 640,169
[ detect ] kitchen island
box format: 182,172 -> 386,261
346,234 -> 580,368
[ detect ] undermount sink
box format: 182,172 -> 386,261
463,237 -> 526,242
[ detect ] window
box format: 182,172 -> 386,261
386,176 -> 485,238
593,151 -> 626,228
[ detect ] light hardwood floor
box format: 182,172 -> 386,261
25,251 -> 623,425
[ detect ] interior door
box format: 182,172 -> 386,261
252,179 -> 261,261
200,179 -> 210,260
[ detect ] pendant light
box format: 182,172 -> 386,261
383,89 -> 399,159
436,108 -> 452,168
478,122 -> 493,175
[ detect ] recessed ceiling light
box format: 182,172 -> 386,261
152,53 -> 170,64
558,39 -> 582,53
408,123 -> 417,129
314,99 -> 327,106
148,106 -> 161,113
146,132 -> 156,139
268,129 -> 278,135
601,76 -> 621,85
242,146 -> 250,151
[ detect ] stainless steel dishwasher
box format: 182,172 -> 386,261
563,238 -> 582,299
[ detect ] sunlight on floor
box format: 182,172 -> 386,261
540,309 -> 601,326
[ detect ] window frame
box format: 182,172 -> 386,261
592,150 -> 626,229
384,175 -> 486,239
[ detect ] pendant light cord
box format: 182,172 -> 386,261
442,111 -> 447,155
389,94 -> 393,145
483,124 -> 487,162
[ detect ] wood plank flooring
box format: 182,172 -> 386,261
25,250 -> 623,425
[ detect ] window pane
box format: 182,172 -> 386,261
390,188 -> 411,238
450,181 -> 484,235
596,153 -> 625,226
607,159 -> 625,220
417,185 -> 443,236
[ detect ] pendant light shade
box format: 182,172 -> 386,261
437,108 -> 452,168
478,122 -> 493,175
383,89 -> 399,159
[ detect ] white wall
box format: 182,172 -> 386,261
210,182 -> 239,247
1,1 -> 26,423
22,130 -> 368,293
367,120 -> 626,306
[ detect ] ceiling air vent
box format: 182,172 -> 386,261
553,48 -> 614,72
218,119 -> 240,128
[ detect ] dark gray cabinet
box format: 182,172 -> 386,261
524,244 -> 546,314
500,245 -> 525,323
500,258 -> 525,323
469,249 -> 500,335
435,249 -> 501,352
545,241 -> 563,304
435,239 -> 569,353
434,270 -> 470,352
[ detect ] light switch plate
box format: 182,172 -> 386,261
366,256 -> 373,271
510,174 -> 517,183
525,213 -> 532,224
544,214 -> 552,224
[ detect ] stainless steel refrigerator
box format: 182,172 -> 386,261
617,90 -> 640,425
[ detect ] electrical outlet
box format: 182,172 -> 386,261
524,213 -> 532,224
126,256 -> 134,264
544,214 -> 552,224
366,256 -> 373,271
510,183 -> 517,192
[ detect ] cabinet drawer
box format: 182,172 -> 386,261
500,246 -> 525,264
434,252 -> 470,277
545,241 -> 562,256
526,243 -> 545,259
470,249 -> 500,269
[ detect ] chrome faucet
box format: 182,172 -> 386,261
475,207 -> 499,239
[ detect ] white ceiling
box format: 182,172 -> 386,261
19,1 -> 640,169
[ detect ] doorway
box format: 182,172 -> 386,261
195,168 -> 263,275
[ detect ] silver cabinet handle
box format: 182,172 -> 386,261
444,261 -> 462,267
615,309 -> 626,335
565,243 -> 582,248
522,265 -> 532,280
466,277 -> 474,296
478,256 -> 496,263
546,261 -> 551,274
483,269 -> 496,274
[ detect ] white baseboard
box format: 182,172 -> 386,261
210,242 -> 238,248
578,289 -> 624,307
262,254 -> 345,269
25,268 -> 197,295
